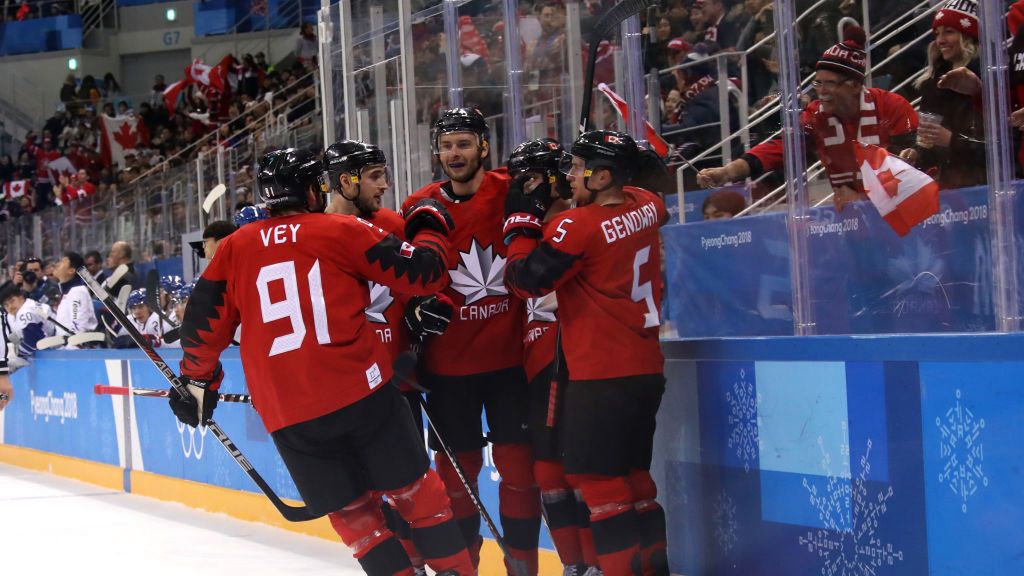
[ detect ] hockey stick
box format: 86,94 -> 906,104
577,0 -> 658,134
392,351 -> 529,576
76,266 -> 321,522
94,384 -> 252,404
145,270 -> 180,343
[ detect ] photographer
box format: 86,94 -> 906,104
14,258 -> 55,304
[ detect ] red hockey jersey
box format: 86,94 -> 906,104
180,212 -> 451,432
363,208 -> 412,365
402,170 -> 525,377
523,292 -> 558,383
746,88 -> 917,192
506,187 -> 666,381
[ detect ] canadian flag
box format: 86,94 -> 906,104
187,58 -> 227,92
3,179 -> 27,199
57,181 -> 96,206
596,83 -> 670,158
100,114 -> 149,169
47,156 -> 77,183
857,143 -> 940,237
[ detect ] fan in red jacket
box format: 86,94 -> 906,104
504,131 -> 669,576
172,147 -> 475,576
697,27 -> 919,211
401,109 -> 540,574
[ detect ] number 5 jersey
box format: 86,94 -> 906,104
505,186 -> 667,380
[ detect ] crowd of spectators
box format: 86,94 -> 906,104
0,33 -> 319,224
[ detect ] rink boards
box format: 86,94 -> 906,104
2,336 -> 1023,576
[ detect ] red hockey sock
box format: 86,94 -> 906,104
387,470 -> 475,576
575,490 -> 598,567
494,443 -> 541,575
536,460 -> 584,566
434,450 -> 484,568
628,470 -> 668,576
568,474 -> 642,576
328,493 -> 415,575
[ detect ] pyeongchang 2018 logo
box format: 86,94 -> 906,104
177,420 -> 209,459
29,390 -> 78,423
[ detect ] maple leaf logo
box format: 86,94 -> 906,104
876,168 -> 901,199
113,121 -> 138,151
450,239 -> 507,304
364,282 -> 394,324
527,293 -> 557,323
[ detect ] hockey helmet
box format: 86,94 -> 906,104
233,205 -> 269,227
431,108 -> 490,153
126,288 -> 148,309
508,138 -> 563,179
159,275 -> 184,294
257,148 -> 327,212
171,282 -> 194,304
568,130 -> 639,183
323,140 -> 387,187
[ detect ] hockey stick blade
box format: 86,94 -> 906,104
202,184 -> 227,214
67,332 -> 106,347
37,335 -> 68,350
578,0 -> 658,133
94,384 -> 252,404
77,267 -> 321,522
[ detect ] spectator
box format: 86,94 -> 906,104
77,75 -> 101,108
295,23 -> 317,64
668,44 -> 738,158
83,250 -> 106,283
59,74 -> 78,104
684,3 -> 707,44
900,0 -> 985,190
151,74 -> 167,105
645,16 -> 676,72
105,240 -> 137,297
697,28 -> 919,211
702,190 -> 747,219
527,0 -> 568,105
702,0 -> 739,49
102,73 -> 122,99
0,155 -> 13,182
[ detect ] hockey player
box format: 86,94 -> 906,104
506,138 -> 602,576
324,139 -> 451,573
52,251 -> 99,348
118,288 -> 163,348
0,281 -> 56,359
504,130 -> 669,576
234,204 -> 269,227
696,28 -> 918,211
402,108 -> 541,574
161,282 -> 193,350
0,306 -> 11,411
170,147 -> 475,576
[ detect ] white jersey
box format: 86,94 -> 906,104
1,310 -> 11,375
120,312 -> 163,346
55,281 -> 98,347
10,299 -> 56,356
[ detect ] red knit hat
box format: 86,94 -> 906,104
932,0 -> 978,40
1010,1 -> 1024,36
816,26 -> 867,81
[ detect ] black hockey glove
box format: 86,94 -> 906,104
168,364 -> 223,428
503,174 -> 551,245
404,294 -> 454,341
404,198 -> 455,238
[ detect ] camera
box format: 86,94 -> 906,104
19,265 -> 37,286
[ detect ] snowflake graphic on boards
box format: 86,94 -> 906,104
726,369 -> 761,473
712,490 -> 739,553
935,388 -> 988,513
364,282 -> 394,324
799,423 -> 904,576
449,239 -> 507,304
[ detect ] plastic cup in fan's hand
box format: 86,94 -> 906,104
917,111 -> 943,149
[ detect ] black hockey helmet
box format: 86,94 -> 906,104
257,147 -> 327,212
568,130 -> 639,184
431,108 -> 490,153
508,138 -> 563,179
323,140 -> 387,187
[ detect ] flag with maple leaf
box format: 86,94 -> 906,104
47,156 -> 77,184
596,82 -> 670,158
99,114 -> 150,169
3,179 -> 27,200
857,142 -> 939,237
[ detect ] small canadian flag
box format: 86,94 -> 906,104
596,83 -> 670,157
856,142 -> 940,237
4,179 -> 27,200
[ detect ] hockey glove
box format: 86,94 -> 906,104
503,174 -> 551,245
404,198 -> 456,238
404,294 -> 454,341
168,364 -> 224,428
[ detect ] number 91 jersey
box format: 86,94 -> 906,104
179,212 -> 452,432
506,186 -> 667,380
